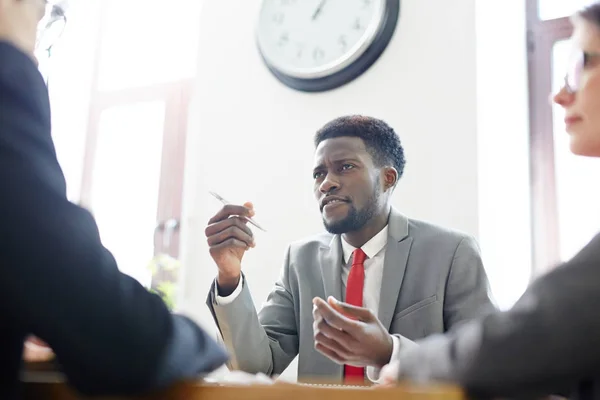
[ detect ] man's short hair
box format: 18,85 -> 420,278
314,115 -> 406,179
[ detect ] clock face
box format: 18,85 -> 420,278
257,0 -> 386,80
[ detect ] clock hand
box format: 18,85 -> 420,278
311,0 -> 327,21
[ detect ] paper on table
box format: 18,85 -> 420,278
297,382 -> 372,389
203,370 -> 275,386
204,369 -> 372,389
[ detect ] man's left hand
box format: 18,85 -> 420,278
312,296 -> 393,368
379,360 -> 400,386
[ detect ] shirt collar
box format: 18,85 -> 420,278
340,225 -> 389,264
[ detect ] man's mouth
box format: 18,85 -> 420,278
320,196 -> 349,211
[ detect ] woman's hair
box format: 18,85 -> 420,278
578,2 -> 600,27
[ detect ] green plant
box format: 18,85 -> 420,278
149,281 -> 176,311
146,254 -> 180,311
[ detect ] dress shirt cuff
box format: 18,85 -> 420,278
214,275 -> 244,305
367,335 -> 401,383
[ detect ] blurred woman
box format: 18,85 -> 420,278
380,3 -> 600,399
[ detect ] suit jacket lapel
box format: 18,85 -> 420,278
319,235 -> 343,302
378,208 -> 412,331
318,235 -> 345,381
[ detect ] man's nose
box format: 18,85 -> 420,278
319,174 -> 339,194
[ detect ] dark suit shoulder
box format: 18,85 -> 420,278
569,232 -> 600,262
0,42 -> 66,195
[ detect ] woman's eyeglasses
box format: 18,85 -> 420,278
35,2 -> 67,57
564,50 -> 600,93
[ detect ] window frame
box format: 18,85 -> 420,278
74,1 -> 195,289
526,0 -> 573,275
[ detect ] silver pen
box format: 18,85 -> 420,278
208,191 -> 267,232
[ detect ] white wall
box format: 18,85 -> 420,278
475,1 -> 532,309
177,0 -> 531,378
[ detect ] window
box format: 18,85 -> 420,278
527,0 -> 600,274
48,0 -> 201,297
95,0 -> 203,91
86,101 -> 166,285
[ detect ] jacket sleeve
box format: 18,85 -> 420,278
206,246 -> 299,376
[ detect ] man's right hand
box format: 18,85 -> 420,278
205,202 -> 256,296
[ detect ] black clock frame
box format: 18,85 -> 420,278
258,0 -> 400,93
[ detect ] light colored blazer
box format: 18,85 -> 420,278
206,209 -> 495,382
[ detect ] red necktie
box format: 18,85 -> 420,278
343,248 -> 367,384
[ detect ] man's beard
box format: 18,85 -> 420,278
322,186 -> 380,234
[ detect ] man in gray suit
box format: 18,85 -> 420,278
205,116 -> 495,384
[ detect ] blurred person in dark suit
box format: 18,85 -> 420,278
0,1 -> 227,398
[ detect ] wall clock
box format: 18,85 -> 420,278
256,0 -> 400,92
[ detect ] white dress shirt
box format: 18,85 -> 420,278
215,225 -> 399,382
338,225 -> 399,382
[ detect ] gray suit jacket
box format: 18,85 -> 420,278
396,233 -> 600,400
206,209 -> 495,382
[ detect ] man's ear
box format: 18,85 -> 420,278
382,167 -> 398,191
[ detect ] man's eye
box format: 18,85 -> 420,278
313,172 -> 323,179
341,164 -> 355,171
